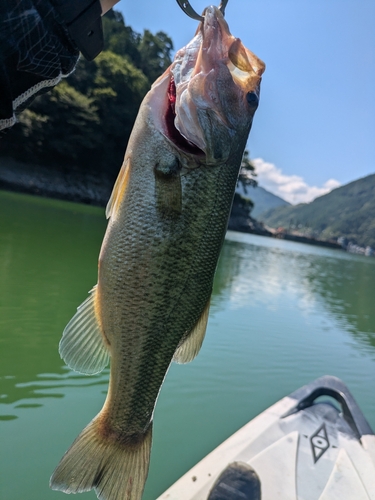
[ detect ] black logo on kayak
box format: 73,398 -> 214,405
310,424 -> 329,463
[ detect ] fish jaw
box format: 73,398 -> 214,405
150,5 -> 265,165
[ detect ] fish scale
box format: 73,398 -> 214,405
50,6 -> 265,500
100,160 -> 242,452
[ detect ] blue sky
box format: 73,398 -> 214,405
115,0 -> 375,203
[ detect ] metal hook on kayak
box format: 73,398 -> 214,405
175,0 -> 229,21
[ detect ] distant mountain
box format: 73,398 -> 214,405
259,174 -> 375,248
236,185 -> 290,218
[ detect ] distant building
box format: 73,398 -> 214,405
347,243 -> 365,255
337,236 -> 348,249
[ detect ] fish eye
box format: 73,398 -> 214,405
246,92 -> 259,108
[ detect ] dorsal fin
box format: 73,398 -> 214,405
173,298 -> 211,364
59,286 -> 110,374
106,158 -> 131,219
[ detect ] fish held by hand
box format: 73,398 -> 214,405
50,6 -> 265,500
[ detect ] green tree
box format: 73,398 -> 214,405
237,150 -> 257,193
232,192 -> 254,216
138,30 -> 174,83
90,51 -> 149,173
102,10 -> 141,68
101,10 -> 173,86
1,10 -> 173,177
42,82 -> 101,160
3,81 -> 100,164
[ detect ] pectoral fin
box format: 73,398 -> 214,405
154,156 -> 182,215
59,286 -> 110,375
173,299 -> 211,364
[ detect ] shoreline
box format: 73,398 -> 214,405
0,156 -> 360,253
0,156 -> 271,238
0,157 -> 113,207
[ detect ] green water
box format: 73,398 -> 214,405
0,191 -> 374,499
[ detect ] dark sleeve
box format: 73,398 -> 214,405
0,0 -> 103,131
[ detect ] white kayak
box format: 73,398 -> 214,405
157,376 -> 375,500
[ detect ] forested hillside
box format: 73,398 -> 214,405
0,10 -> 173,181
236,184 -> 290,218
0,14 -> 259,226
260,174 -> 375,248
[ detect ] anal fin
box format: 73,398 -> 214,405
59,286 -> 110,375
173,298 -> 210,364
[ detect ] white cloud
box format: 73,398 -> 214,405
252,158 -> 341,204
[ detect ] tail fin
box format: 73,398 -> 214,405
50,417 -> 152,500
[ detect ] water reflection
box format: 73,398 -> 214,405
1,195 -> 374,413
303,257 -> 375,351
1,193 -> 374,500
217,232 -> 375,357
0,191 -> 106,409
1,369 -> 109,421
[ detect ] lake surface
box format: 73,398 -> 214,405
0,190 -> 374,500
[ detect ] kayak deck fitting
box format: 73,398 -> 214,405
157,375 -> 375,500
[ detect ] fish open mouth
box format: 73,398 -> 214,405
150,5 -> 265,161
165,76 -> 205,156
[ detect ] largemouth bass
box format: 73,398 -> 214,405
50,6 -> 265,500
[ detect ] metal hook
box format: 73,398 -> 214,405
218,0 -> 228,16
176,0 -> 229,22
175,0 -> 204,22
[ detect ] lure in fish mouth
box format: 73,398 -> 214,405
50,6 -> 265,500
152,5 -> 265,164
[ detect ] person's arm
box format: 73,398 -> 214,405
100,0 -> 120,15
0,0 -> 122,131
54,0 -> 121,60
